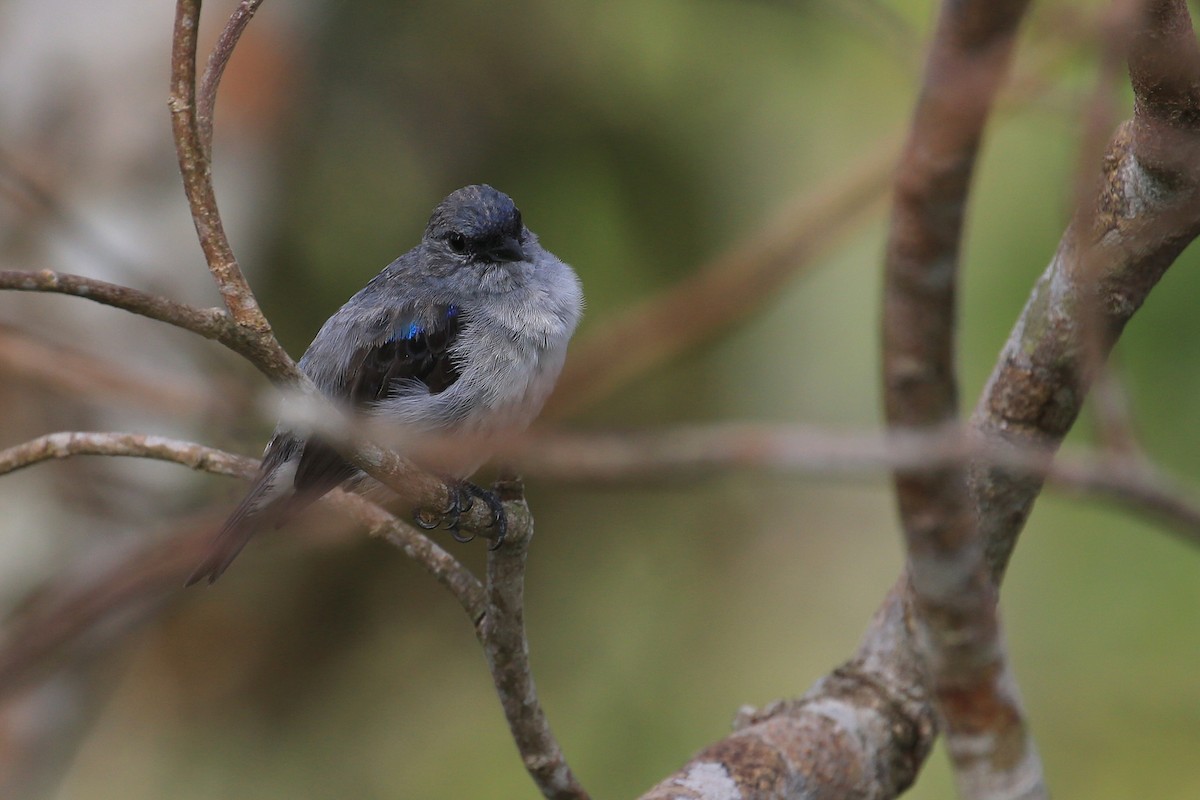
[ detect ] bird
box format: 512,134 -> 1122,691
186,185 -> 583,586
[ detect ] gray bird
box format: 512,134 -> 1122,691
187,185 -> 583,585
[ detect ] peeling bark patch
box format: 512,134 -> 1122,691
987,357 -> 1079,435
704,735 -> 790,797
672,762 -> 742,800
987,359 -> 1054,427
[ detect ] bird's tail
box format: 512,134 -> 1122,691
186,467 -> 290,587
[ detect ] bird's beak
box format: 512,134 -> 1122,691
488,235 -> 526,263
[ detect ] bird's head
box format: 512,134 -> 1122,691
424,185 -> 527,266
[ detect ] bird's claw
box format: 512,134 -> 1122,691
412,481 -> 506,548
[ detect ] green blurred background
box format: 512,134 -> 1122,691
1,0 -> 1198,798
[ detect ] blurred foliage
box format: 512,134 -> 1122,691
20,0 -> 1200,798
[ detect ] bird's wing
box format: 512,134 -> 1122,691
344,303 -> 463,403
293,303 -> 464,496
189,303 -> 465,585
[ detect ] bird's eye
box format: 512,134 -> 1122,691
447,232 -> 467,254
513,210 -> 523,230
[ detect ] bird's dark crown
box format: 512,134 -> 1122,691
425,185 -> 524,256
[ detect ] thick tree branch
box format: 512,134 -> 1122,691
642,2 -> 1200,799
882,0 -> 1044,796
972,0 -> 1200,580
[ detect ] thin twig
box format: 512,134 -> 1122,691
0,268 -> 255,358
197,0 -> 266,153
168,0 -> 295,382
0,430 -> 253,480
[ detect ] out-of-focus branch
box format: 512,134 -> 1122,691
478,480 -> 590,800
168,0 -> 296,380
549,10 -> 1093,423
490,425 -> 1200,549
882,0 -> 1045,797
0,324 -> 219,416
547,137 -> 897,417
197,0 -> 265,152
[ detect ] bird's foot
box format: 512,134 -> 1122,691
412,480 -> 507,549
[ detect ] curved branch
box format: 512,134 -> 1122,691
197,0 -> 265,151
0,430 -> 253,479
973,0 -> 1200,580
882,0 -> 1044,796
641,2 -> 1200,796
0,268 -> 256,353
169,0 -> 298,382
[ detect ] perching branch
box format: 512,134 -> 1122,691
0,433 -> 484,616
479,480 -> 590,800
0,431 -> 486,698
0,430 -> 578,798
